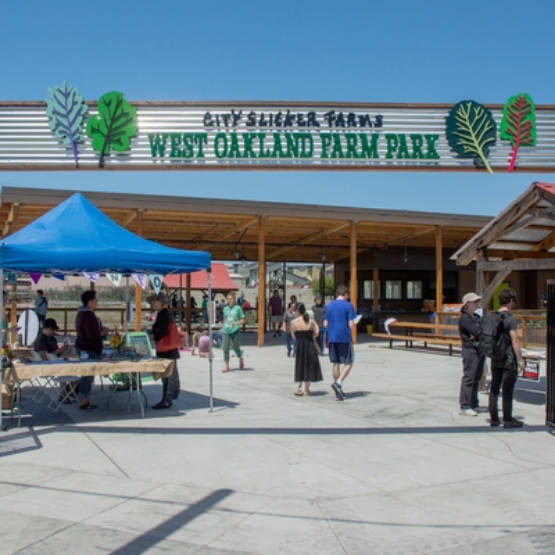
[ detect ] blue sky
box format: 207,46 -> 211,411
2,0 -> 555,216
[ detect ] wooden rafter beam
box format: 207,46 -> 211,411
532,229 -> 555,252
201,216 -> 260,250
485,249 -> 554,259
266,220 -> 350,260
2,202 -> 20,236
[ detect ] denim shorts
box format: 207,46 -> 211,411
328,342 -> 353,364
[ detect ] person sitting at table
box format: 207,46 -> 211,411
34,318 -> 77,403
33,317 -> 63,360
75,290 -> 108,410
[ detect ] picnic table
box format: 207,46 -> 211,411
373,320 -> 462,355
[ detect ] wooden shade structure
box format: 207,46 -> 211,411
452,182 -> 555,305
0,187 -> 489,345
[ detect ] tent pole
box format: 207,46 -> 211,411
208,268 -> 213,412
124,274 -> 129,335
0,270 -> 5,431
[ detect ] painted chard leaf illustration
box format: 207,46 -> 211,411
500,93 -> 536,172
45,82 -> 88,166
86,91 -> 137,167
446,100 -> 496,174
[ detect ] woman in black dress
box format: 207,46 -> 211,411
291,303 -> 323,396
151,294 -> 181,409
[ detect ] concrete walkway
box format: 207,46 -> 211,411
1,337 -> 554,554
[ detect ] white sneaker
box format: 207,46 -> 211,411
459,408 -> 478,416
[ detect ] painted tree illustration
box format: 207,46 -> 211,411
445,100 -> 497,174
45,82 -> 88,167
500,93 -> 536,172
86,91 -> 137,167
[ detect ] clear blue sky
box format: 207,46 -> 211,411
2,0 -> 555,216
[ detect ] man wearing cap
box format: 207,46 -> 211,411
458,292 -> 484,416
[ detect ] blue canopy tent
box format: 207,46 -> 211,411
0,193 -> 215,428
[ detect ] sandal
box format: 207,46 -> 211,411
79,402 -> 98,410
222,367 -> 231,373
152,401 -> 172,410
303,391 -> 311,396
294,389 -> 304,396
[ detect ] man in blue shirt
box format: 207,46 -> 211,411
324,284 -> 356,401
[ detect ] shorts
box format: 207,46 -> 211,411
328,342 -> 354,364
271,315 -> 282,324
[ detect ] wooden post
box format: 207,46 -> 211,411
257,216 -> 265,347
350,221 -> 358,344
372,268 -> 379,315
10,283 -> 17,344
186,273 -> 191,333
135,211 -> 143,332
435,226 -> 443,334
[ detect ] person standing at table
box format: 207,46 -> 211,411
325,284 -> 356,401
151,293 -> 181,409
282,301 -> 298,357
75,290 -> 107,410
291,303 -> 322,396
34,289 -> 48,326
222,292 -> 245,373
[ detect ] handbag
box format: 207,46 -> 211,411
155,321 -> 182,352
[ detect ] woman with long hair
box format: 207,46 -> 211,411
151,293 -> 181,409
291,303 -> 323,396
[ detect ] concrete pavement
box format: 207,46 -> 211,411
1,336 -> 554,554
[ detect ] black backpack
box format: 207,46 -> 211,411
478,311 -> 514,366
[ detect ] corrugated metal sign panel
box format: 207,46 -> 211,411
1,102 -> 555,171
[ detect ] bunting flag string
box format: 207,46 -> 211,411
29,273 -> 42,284
82,272 -> 100,283
131,273 -> 148,290
149,274 -> 164,295
106,272 -> 122,287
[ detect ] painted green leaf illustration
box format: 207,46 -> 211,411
445,100 -> 496,174
45,82 -> 88,167
500,93 -> 536,172
86,91 -> 137,167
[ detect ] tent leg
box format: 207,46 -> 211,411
124,275 -> 130,335
208,269 -> 213,412
1,271 -> 6,431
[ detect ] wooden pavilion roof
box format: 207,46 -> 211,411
0,187 -> 490,263
452,182 -> 555,266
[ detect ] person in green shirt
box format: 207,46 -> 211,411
222,292 -> 245,372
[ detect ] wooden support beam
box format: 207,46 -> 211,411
122,209 -> 139,228
479,258 -> 555,272
3,203 -> 20,236
202,216 -> 259,250
372,268 -> 379,315
532,229 -> 555,252
481,268 -> 512,308
350,221 -> 358,344
135,212 -> 143,332
476,252 -> 485,296
267,221 -> 350,260
257,217 -> 265,347
186,273 -> 191,334
435,226 -> 443,331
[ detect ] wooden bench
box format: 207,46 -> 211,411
372,332 -> 462,355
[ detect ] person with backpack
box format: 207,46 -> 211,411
480,287 -> 525,428
458,292 -> 485,416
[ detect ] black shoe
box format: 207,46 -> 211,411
287,349 -> 291,357
152,401 -> 172,410
489,419 -> 500,427
331,382 -> 345,401
503,419 -> 523,429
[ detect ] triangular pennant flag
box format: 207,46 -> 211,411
53,274 -> 65,281
149,274 -> 164,295
131,273 -> 148,290
106,273 -> 122,287
29,273 -> 42,284
82,272 -> 100,283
